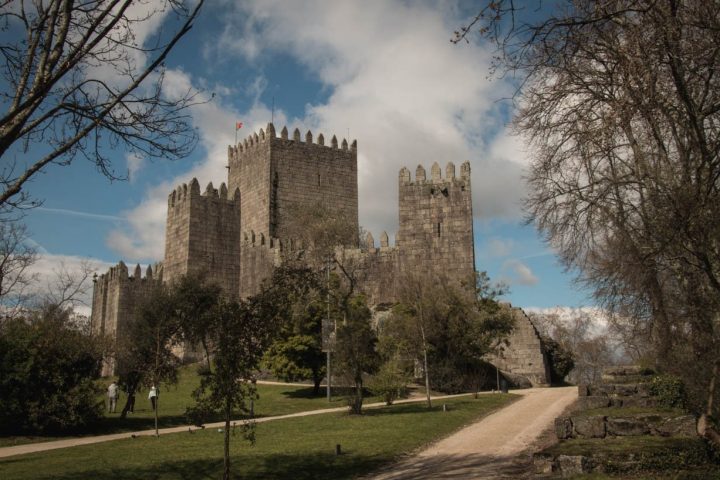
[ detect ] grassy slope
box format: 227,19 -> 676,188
0,366 -> 381,447
0,394 -> 517,480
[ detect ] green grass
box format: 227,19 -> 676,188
0,365 -> 382,447
0,394 -> 517,479
544,436 -> 702,457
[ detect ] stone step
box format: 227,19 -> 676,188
534,437 -> 709,477
578,382 -> 651,398
601,365 -> 655,384
555,413 -> 696,440
577,395 -> 659,410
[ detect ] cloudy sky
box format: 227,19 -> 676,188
18,0 -> 591,311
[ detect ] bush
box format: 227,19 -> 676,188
541,335 -> 575,384
0,307 -> 104,434
650,374 -> 686,409
369,360 -> 410,405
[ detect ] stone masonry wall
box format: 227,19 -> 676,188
90,261 -> 162,376
487,306 -> 551,387
164,178 -> 241,296
228,128 -> 272,240
270,126 -> 358,243
397,162 -> 475,286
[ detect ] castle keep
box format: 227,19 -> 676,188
91,123 -> 550,385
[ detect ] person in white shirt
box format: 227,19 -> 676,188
107,381 -> 119,413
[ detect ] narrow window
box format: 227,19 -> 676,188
436,222 -> 441,237
317,173 -> 321,187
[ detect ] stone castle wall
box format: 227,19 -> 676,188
92,122 -> 550,386
90,262 -> 162,376
488,306 -> 551,387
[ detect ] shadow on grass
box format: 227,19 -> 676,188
7,452 -> 393,480
6,451 -> 537,480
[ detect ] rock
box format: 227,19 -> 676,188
533,453 -> 554,474
557,455 -> 590,476
578,384 -> 589,397
555,417 -> 573,439
573,415 -> 606,438
614,384 -> 638,396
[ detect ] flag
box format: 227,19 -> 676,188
235,122 -> 243,130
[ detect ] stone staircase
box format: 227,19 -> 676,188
534,366 -> 704,477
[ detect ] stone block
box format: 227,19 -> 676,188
555,417 -> 573,439
573,415 -> 606,438
557,455 -> 590,476
578,384 -> 589,397
613,384 -> 638,396
652,415 -> 696,437
606,416 -> 651,436
533,453 -> 554,474
578,396 -> 610,410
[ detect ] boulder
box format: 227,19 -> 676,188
557,455 -> 590,476
653,415 -> 697,437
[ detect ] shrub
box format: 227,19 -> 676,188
369,359 -> 410,405
0,306 -> 104,434
650,374 -> 686,409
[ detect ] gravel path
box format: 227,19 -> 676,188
367,386 -> 577,480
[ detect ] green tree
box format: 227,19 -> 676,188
263,267 -> 326,395
0,305 -> 104,434
126,282 -> 183,436
387,271 -> 513,397
188,268 -> 296,480
334,295 -> 380,414
540,335 -> 575,385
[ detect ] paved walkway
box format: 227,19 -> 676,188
367,386 -> 577,479
0,390 -> 472,459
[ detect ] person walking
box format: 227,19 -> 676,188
107,381 -> 119,413
148,385 -> 158,411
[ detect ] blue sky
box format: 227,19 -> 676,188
17,1 -> 593,311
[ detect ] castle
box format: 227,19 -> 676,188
91,123 -> 550,385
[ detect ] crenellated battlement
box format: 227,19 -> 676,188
168,178 -> 240,208
399,161 -> 471,185
363,230 -> 399,250
227,123 -> 357,164
94,261 -> 164,285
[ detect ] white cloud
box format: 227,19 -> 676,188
501,259 -> 539,286
487,237 -> 515,257
126,153 -> 144,183
107,1 -> 529,260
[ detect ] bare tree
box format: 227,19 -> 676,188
456,0 -> 720,444
0,219 -> 37,315
0,0 -> 204,212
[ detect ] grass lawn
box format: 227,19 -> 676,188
0,365 -> 381,448
0,394 -> 517,479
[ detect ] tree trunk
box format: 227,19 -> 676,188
351,377 -> 364,414
312,374 -> 322,396
223,399 -> 231,480
420,323 -> 432,409
698,359 -> 720,449
154,395 -> 159,437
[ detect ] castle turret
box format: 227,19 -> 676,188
397,161 -> 475,283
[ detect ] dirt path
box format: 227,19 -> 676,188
367,386 -> 577,480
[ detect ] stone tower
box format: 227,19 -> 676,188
227,124 -> 358,244
397,161 -> 475,281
